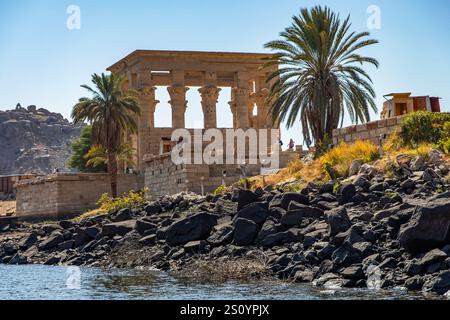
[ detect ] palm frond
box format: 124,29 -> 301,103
263,5 -> 378,147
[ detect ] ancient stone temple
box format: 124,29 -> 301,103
108,50 -> 300,198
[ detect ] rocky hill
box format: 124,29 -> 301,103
0,104 -> 83,175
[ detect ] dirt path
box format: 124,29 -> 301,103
0,201 -> 16,217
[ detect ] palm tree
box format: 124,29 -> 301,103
72,73 -> 140,197
85,143 -> 136,170
264,6 -> 379,148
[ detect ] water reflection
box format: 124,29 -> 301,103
0,265 -> 439,300
91,270 -> 158,292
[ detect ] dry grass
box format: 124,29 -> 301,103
251,158 -> 323,189
383,130 -> 435,160
385,144 -> 434,160
374,131 -> 443,173
251,137 -> 448,190
252,140 -> 379,188
175,256 -> 271,283
320,140 -> 379,178
373,145 -> 432,175
72,208 -> 107,222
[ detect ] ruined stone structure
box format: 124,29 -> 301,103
332,116 -> 405,146
108,50 -> 300,198
333,92 -> 443,146
0,174 -> 39,198
107,50 -> 279,169
380,92 -> 441,119
15,174 -> 144,220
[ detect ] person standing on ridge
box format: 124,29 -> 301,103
288,139 -> 295,151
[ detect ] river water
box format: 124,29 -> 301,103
0,265 -> 431,300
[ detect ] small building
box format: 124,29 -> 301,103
381,93 -> 441,119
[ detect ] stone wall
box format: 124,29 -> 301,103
15,173 -> 144,220
144,153 -> 259,199
332,116 -> 405,145
144,150 -> 301,199
280,150 -> 302,168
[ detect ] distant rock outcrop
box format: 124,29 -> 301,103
0,105 -> 83,175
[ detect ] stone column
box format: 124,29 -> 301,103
168,86 -> 189,128
135,87 -> 159,172
229,88 -> 238,128
137,87 -> 159,129
199,86 -> 221,128
235,73 -> 251,129
234,88 -> 251,129
251,88 -> 270,128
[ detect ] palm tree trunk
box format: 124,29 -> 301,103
108,152 -> 118,198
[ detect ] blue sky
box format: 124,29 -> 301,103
0,0 -> 449,145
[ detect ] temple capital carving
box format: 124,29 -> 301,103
136,87 -> 159,130
168,86 -> 188,109
199,86 -> 221,128
168,85 -> 189,128
198,86 -> 221,104
168,85 -> 189,96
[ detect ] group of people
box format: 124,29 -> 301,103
279,138 -> 296,151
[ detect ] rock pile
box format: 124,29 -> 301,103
1,150 -> 450,297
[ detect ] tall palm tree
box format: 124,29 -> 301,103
264,6 -> 379,148
72,73 -> 140,197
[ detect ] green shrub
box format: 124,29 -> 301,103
400,111 -> 450,147
213,185 -> 228,196
437,138 -> 450,154
68,125 -> 107,173
284,183 -> 304,192
237,179 -> 249,189
333,180 -> 342,193
436,122 -> 450,154
96,188 -> 148,213
385,191 -> 399,198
